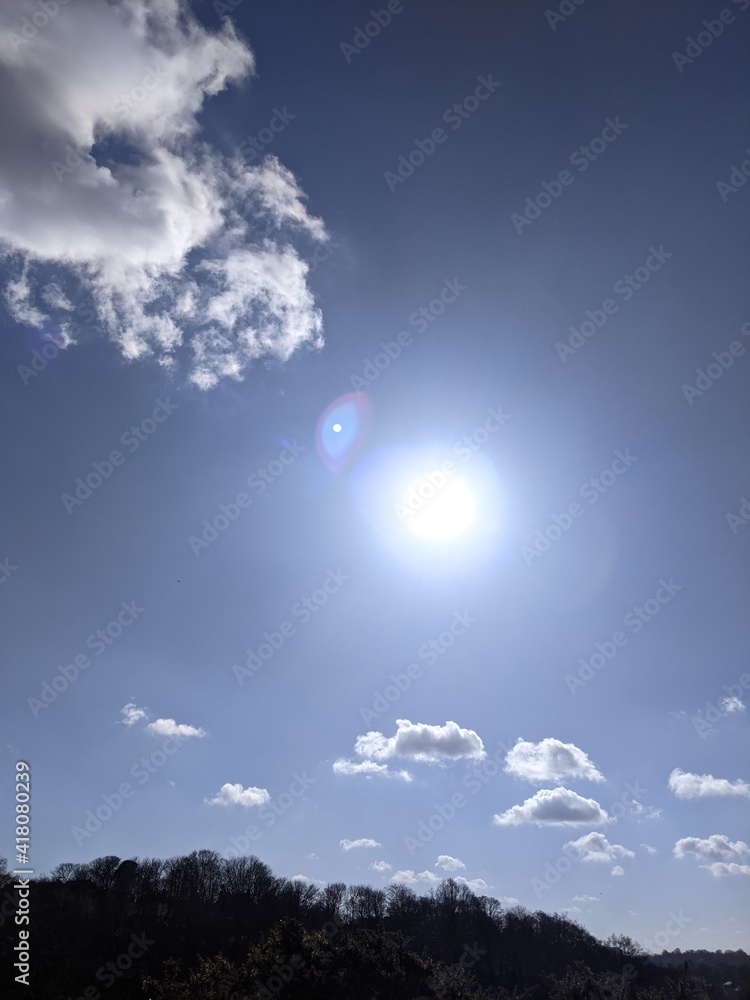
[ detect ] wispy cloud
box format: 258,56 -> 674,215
119,702 -> 147,726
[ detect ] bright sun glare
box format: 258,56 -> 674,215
399,470 -> 476,541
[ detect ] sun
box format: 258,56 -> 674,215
397,469 -> 476,541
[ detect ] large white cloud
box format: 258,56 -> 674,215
564,832 -> 635,863
0,0 -> 328,389
354,719 -> 486,765
435,855 -> 466,872
504,738 -> 604,784
668,769 -> 750,799
674,835 -> 750,875
206,782 -> 270,807
492,787 -> 611,827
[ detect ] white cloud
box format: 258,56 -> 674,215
668,769 -> 750,799
492,787 -> 611,827
674,835 -> 750,875
719,696 -> 745,714
354,719 -> 486,765
561,906 -> 581,913
435,855 -> 466,872
390,869 -> 442,886
0,0 -> 329,389
702,863 -> 750,877
340,838 -> 381,851
499,896 -> 519,906
504,738 -> 604,784
455,876 -> 488,892
610,865 -> 625,876
146,718 -> 205,739
369,861 -> 392,873
206,782 -> 270,807
564,832 -> 635,863
641,844 -> 657,855
119,702 -> 147,726
332,758 -> 412,781
290,874 -> 309,883
573,895 -> 599,902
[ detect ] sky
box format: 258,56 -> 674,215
0,0 -> 748,953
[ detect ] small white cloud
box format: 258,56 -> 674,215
436,855 -> 466,872
354,719 -> 486,764
332,758 -> 412,781
564,833 -> 635,863
668,769 -> 750,799
492,787 -> 611,827
206,783 -> 270,808
504,738 -> 604,784
719,696 -> 746,714
611,865 -> 625,876
340,838 -> 381,851
291,874 -> 309,883
562,906 -> 582,913
369,860 -> 392,873
455,876 -> 488,892
573,895 -> 599,902
500,896 -> 519,906
641,844 -> 657,855
146,718 -> 206,739
120,702 -> 147,726
390,869 -> 442,886
305,853 -> 319,860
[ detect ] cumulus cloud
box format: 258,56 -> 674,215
369,860 -> 392,873
206,782 -> 270,807
455,876 -> 488,892
668,769 -> 750,799
674,835 -> 750,876
492,787 -> 611,827
331,758 -> 412,782
719,696 -> 745,714
290,874 -> 309,883
610,865 -> 625,876
436,855 -> 466,872
0,0 -> 329,389
340,838 -> 381,851
119,702 -> 147,726
390,869 -> 442,886
354,719 -> 486,765
504,738 -> 604,784
146,718 -> 205,739
564,833 -> 635,863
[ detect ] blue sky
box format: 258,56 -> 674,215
1,0 -> 748,952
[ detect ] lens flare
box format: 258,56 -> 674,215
315,393 -> 371,473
